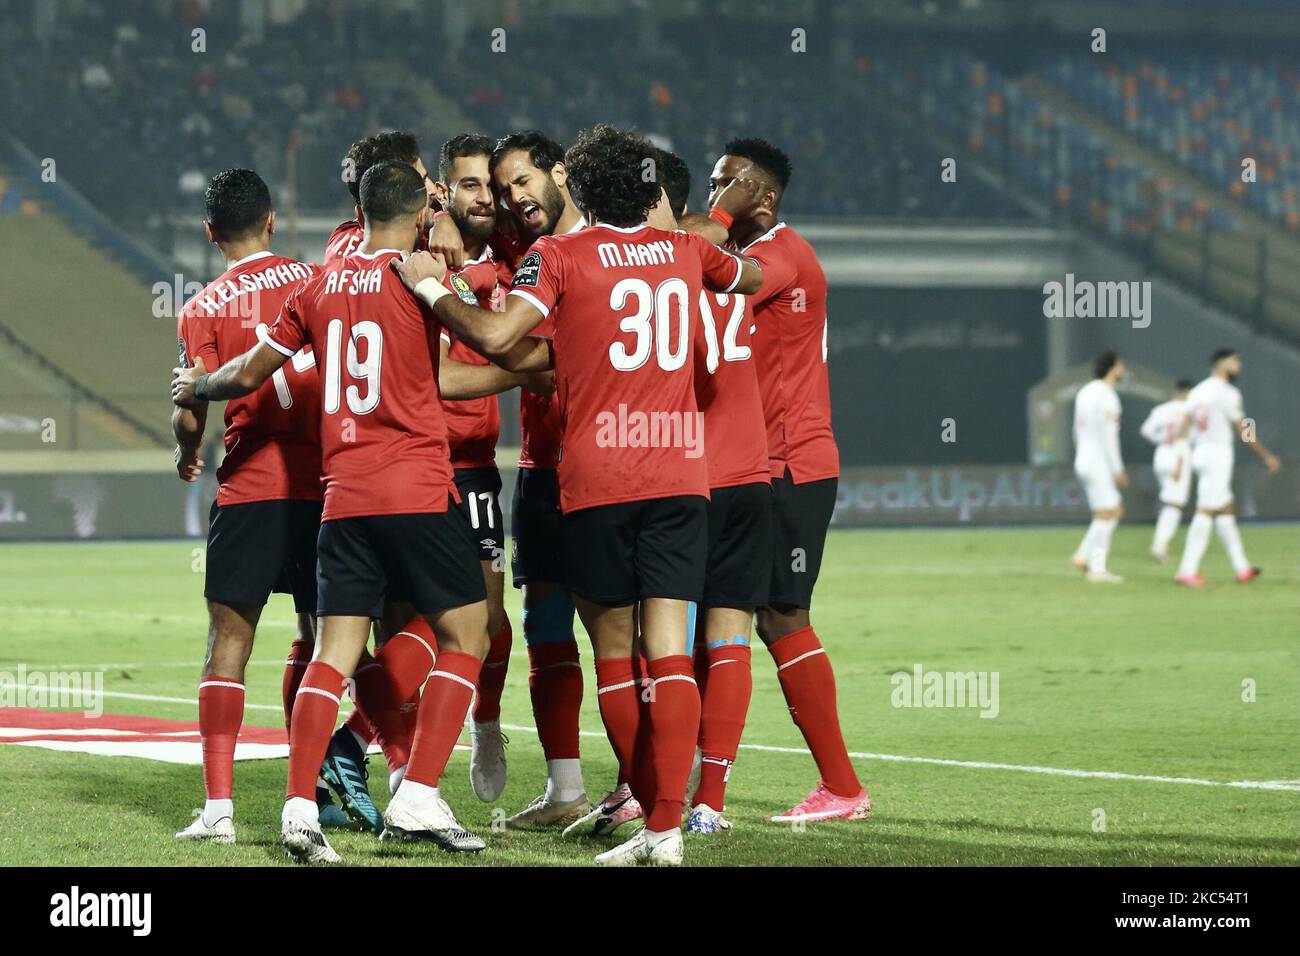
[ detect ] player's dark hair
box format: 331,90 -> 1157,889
205,168 -> 272,241
1175,379 -> 1194,391
490,130 -> 565,177
655,147 -> 691,218
359,161 -> 427,225
723,136 -> 793,190
1093,350 -> 1120,378
439,133 -> 496,183
343,130 -> 422,203
1210,347 -> 1237,365
565,124 -> 663,227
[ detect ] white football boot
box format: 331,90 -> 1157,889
382,791 -> 486,852
594,827 -> 683,867
281,800 -> 341,864
468,719 -> 508,802
175,810 -> 235,844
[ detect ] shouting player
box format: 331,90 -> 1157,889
428,131 -> 608,830
396,124 -> 763,865
431,133 -> 554,801
1175,349 -> 1282,586
702,139 -> 872,823
172,168 -> 322,844
1071,351 -> 1128,583
173,162 -> 501,863
1140,379 -> 1192,561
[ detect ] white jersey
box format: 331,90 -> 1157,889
1073,379 -> 1123,474
1186,376 -> 1244,448
1141,399 -> 1190,448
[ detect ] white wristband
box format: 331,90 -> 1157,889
413,277 -> 452,307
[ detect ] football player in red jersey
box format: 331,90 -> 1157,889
173,162 -> 525,863
317,129 -> 440,829
652,151 -> 774,836
428,131 -> 607,831
430,133 -> 557,803
396,124 -> 763,866
325,131 -> 436,265
170,168 -> 324,846
705,138 -> 872,824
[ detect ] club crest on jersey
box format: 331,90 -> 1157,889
513,251 -> 542,287
450,273 -> 478,305
177,337 -> 188,367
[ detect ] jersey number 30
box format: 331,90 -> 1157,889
608,277 -> 690,372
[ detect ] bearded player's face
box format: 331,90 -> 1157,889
493,149 -> 566,238
445,154 -> 496,242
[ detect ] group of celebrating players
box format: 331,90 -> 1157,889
167,123 -> 870,866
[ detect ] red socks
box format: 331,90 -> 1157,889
692,643 -> 752,811
644,655 -> 701,831
281,639 -> 312,732
769,627 -> 861,797
404,651 -> 481,787
343,647 -> 378,744
528,642 -> 583,760
473,620 -> 512,723
286,662 -> 345,801
198,677 -> 244,801
348,618 -> 438,771
595,657 -> 639,786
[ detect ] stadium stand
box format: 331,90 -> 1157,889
0,213 -> 172,449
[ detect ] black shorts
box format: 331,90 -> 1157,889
510,466 -> 566,588
767,472 -> 837,612
454,467 -> 505,564
704,482 -> 773,609
205,499 -> 321,614
316,507 -> 486,619
562,495 -> 708,606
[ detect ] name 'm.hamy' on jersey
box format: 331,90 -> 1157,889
177,250 -> 321,505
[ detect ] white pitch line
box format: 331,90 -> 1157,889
13,685 -> 1293,793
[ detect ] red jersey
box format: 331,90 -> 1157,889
440,249 -> 505,469
491,221 -> 583,471
266,248 -> 457,521
510,222 -> 745,513
326,219 -> 430,266
695,291 -> 771,489
177,251 -> 321,506
742,223 -> 840,483
324,220 -> 363,266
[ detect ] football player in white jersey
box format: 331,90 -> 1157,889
1175,349 -> 1281,586
1140,380 -> 1193,561
1070,352 -> 1128,583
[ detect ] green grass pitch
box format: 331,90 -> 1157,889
0,524 -> 1296,866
